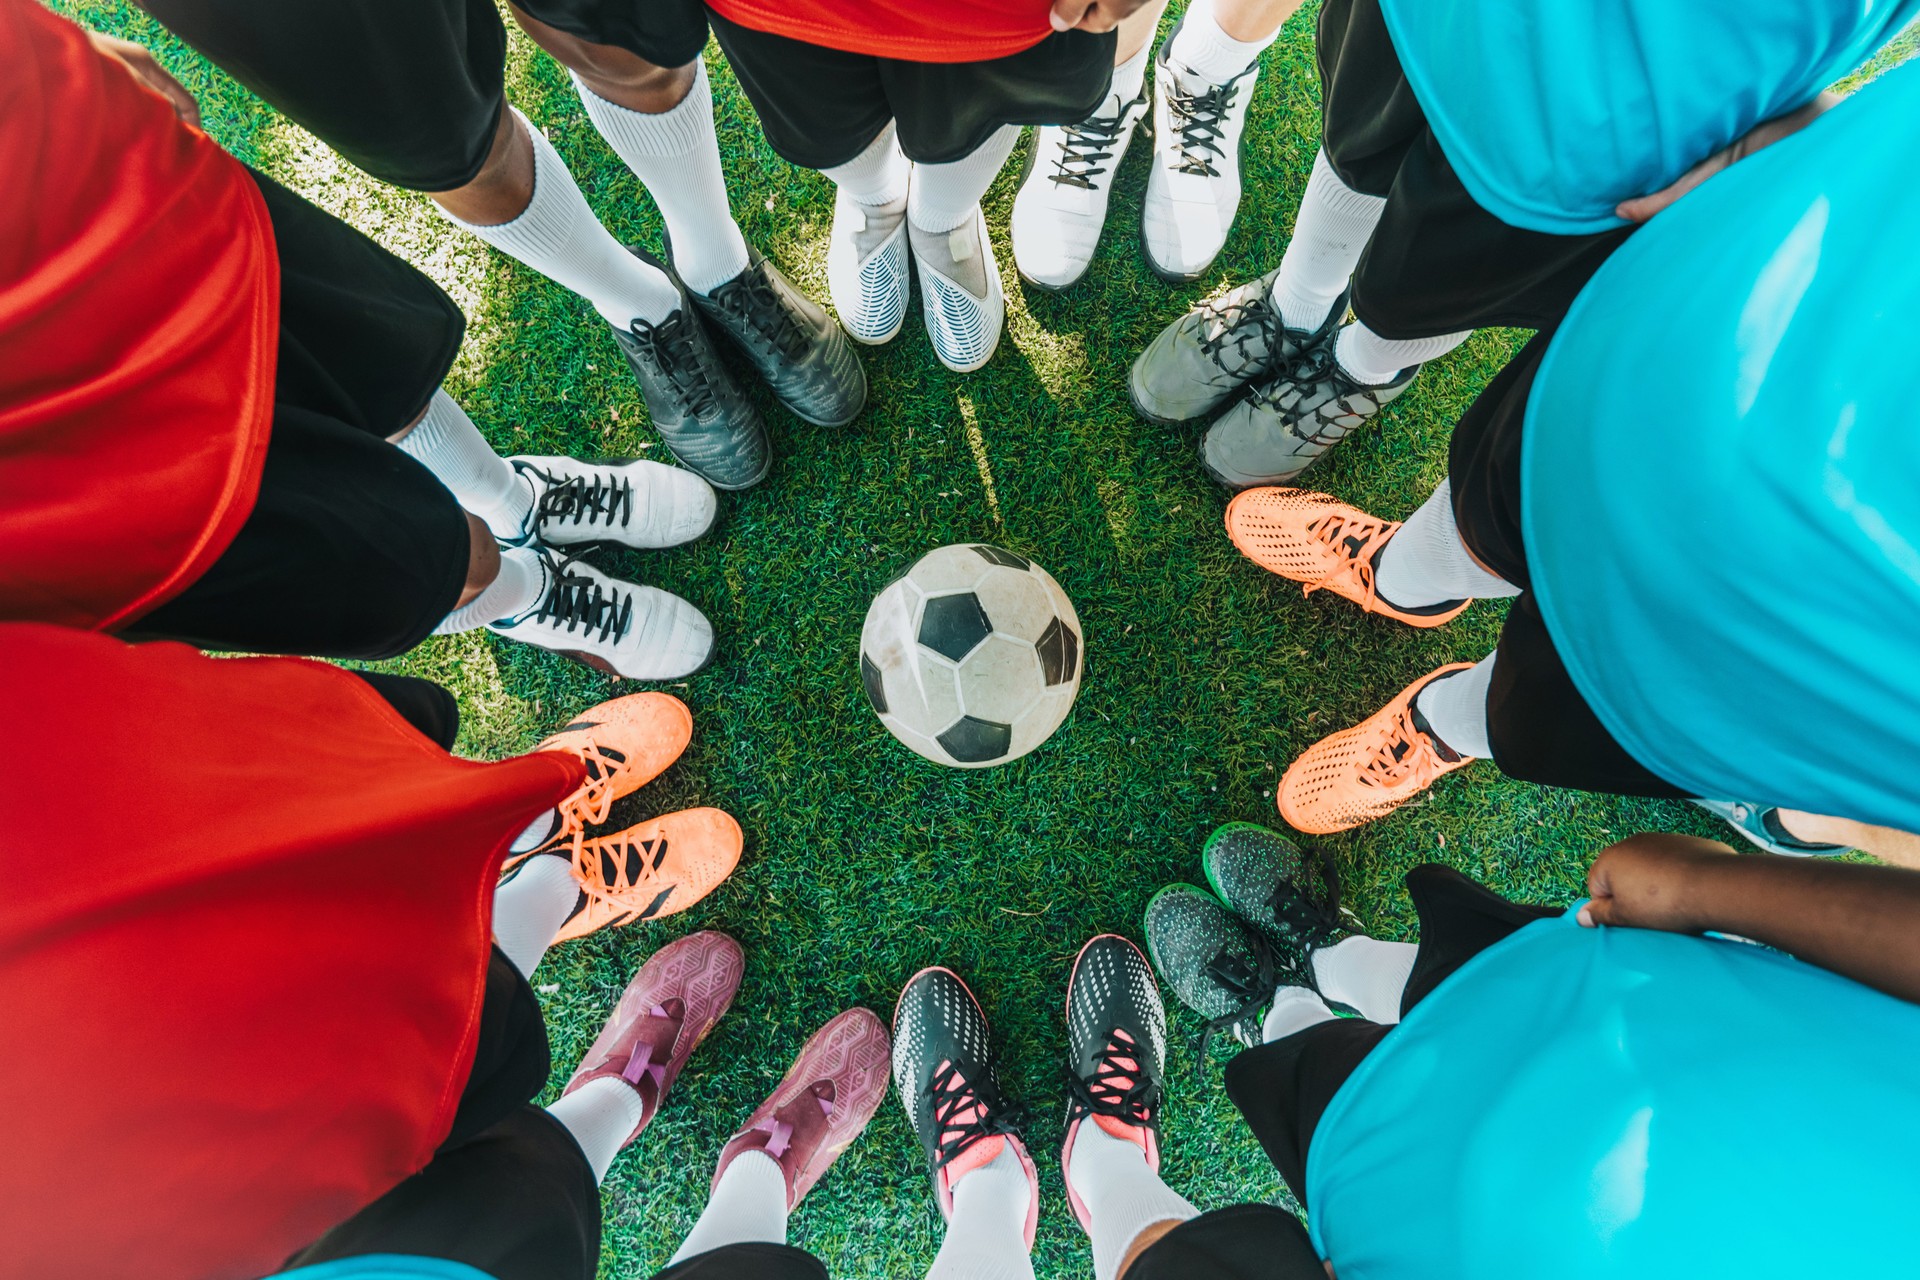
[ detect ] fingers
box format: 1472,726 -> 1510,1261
1050,0 -> 1093,31
1613,158 -> 1718,223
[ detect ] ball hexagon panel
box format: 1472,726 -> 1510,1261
971,565 -> 1057,645
918,591 -> 993,662
953,633 -> 1046,725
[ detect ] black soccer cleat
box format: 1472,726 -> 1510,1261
688,247 -> 868,428
609,246 -> 770,491
892,967 -> 1039,1242
1062,934 -> 1168,1231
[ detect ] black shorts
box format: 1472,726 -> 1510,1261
1315,0 -> 1634,339
131,172 -> 470,662
515,0 -> 711,70
143,0 -> 507,192
1223,865 -> 1560,1205
1125,1204 -> 1327,1280
709,11 -> 1116,168
1443,331 -> 1692,799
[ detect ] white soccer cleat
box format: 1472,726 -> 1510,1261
827,189 -> 911,345
1010,84 -> 1150,291
909,204 -> 1005,373
510,455 -> 717,551
489,551 -> 714,680
1142,37 -> 1258,282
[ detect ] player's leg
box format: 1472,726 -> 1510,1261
509,3 -> 867,430
1010,0 -> 1166,291
892,967 -> 1042,1280
906,124 -> 1025,372
667,1008 -> 890,1264
1139,0 -> 1299,281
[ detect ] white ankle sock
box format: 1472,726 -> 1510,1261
1261,986 -> 1338,1043
492,854 -> 578,978
925,1144 -> 1036,1280
1374,479 -> 1521,609
443,109 -> 681,328
573,63 -> 750,295
1309,936 -> 1418,1025
510,809 -> 560,854
909,125 -> 1022,233
1108,39 -> 1151,106
1333,321 -> 1471,385
1268,149 -> 1384,332
825,122 -> 911,207
1413,652 -> 1497,760
1166,0 -> 1279,83
546,1077 -> 647,1183
1066,1122 -> 1198,1280
434,545 -> 545,635
670,1150 -> 790,1264
396,391 -> 533,543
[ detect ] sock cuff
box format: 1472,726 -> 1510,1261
573,60 -> 713,158
395,389 -> 463,457
442,109 -> 576,259
1308,149 -> 1388,219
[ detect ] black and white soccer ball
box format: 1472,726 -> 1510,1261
859,544 -> 1083,768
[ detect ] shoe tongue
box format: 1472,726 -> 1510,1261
942,1134 -> 1008,1188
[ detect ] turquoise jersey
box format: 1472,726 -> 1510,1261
276,1257 -> 494,1280
1521,60 -> 1920,831
1305,913 -> 1920,1276
1377,0 -> 1919,232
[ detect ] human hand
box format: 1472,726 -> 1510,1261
87,30 -> 200,128
1577,832 -> 1738,932
1049,0 -> 1155,34
1615,91 -> 1839,223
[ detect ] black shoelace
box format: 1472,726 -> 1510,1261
1195,933 -> 1281,1068
630,312 -> 722,417
1249,339 -> 1338,412
531,553 -> 633,644
1065,1032 -> 1161,1127
711,267 -> 809,362
1197,291 -> 1281,375
1048,96 -> 1141,190
1167,78 -> 1239,177
924,1060 -> 1024,1172
530,468 -> 635,534
1265,841 -> 1352,955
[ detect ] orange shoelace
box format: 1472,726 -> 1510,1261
1300,509 -> 1396,611
1357,704 -> 1452,793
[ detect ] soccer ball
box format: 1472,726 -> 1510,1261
859,544 -> 1083,768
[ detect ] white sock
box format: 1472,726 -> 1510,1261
492,854 -> 578,978
670,1150 -> 790,1264
1374,479 -> 1521,609
925,1144 -> 1036,1280
1309,937 -> 1418,1025
510,809 -> 560,854
1413,652 -> 1497,760
1065,1123 -> 1198,1280
824,122 -> 911,207
546,1077 -> 647,1183
1261,986 -> 1338,1043
1268,150 -> 1384,333
396,391 -> 533,543
909,125 -> 1023,233
1108,39 -> 1151,106
433,545 -> 545,635
573,63 -> 750,295
1166,0 -> 1279,83
1333,321 -> 1471,385
443,108 -> 681,328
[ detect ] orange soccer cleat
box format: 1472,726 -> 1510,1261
508,692 -> 694,874
551,806 -> 744,944
1225,487 -> 1471,628
1278,664 -> 1479,834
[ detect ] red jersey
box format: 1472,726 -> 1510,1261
0,625 -> 584,1280
0,0 -> 276,630
707,0 -> 1056,62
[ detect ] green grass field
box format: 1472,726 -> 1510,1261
57,4 -> 1915,1276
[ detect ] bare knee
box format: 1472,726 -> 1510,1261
433,106 -> 533,226
507,3 -> 696,112
458,511 -> 500,606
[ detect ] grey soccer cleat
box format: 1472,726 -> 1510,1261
688,246 -> 868,428
1145,884 -> 1289,1060
1130,276 -> 1346,425
609,247 -> 770,491
1691,799 -> 1849,857
1202,823 -> 1360,954
1201,336 -> 1417,490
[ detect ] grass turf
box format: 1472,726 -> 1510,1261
58,3 -> 1903,1276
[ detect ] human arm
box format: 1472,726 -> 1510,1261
1614,91 -> 1839,223
1049,0 -> 1157,34
1578,832 -> 1920,1003
84,29 -> 199,127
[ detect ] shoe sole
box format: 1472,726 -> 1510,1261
1198,436 -> 1293,491
549,628 -> 719,683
